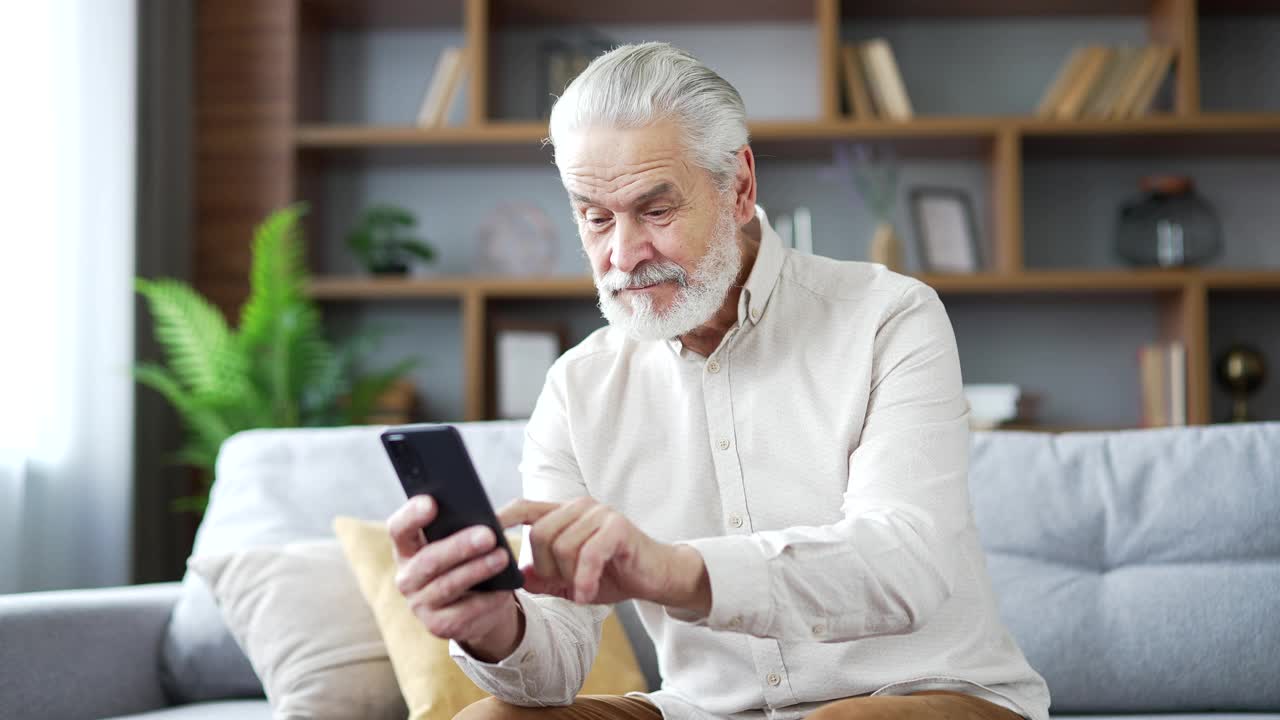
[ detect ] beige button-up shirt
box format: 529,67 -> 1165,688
451,207 -> 1051,720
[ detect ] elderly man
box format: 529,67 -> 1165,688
387,42 -> 1051,720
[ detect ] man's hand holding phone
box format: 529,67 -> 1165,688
387,495 -> 525,663
389,490 -> 715,664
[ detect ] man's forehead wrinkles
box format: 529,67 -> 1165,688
566,170 -> 680,208
564,158 -> 671,186
570,182 -> 676,208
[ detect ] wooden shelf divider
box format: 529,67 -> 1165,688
991,127 -> 1023,273
1149,0 -> 1200,115
462,288 -> 488,422
1159,279 -> 1210,424
464,0 -> 489,125
817,0 -> 842,122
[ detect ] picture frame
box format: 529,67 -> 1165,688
487,319 -> 568,420
909,187 -> 983,273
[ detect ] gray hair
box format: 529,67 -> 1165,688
547,42 -> 749,191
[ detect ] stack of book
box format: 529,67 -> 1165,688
1036,45 -> 1176,120
1139,341 -> 1187,427
415,47 -> 468,128
840,39 -> 914,121
963,384 -> 1043,430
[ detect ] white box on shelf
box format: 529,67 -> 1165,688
964,384 -> 1022,430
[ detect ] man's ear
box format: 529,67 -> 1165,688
732,146 -> 758,225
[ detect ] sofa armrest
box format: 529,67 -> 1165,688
0,582 -> 182,720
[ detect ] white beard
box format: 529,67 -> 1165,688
595,205 -> 742,342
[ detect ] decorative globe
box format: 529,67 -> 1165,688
473,203 -> 559,276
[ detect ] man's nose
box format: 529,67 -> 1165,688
609,216 -> 656,274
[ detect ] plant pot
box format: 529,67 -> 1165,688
370,260 -> 409,275
869,222 -> 903,273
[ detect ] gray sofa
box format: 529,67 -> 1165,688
2,421 -> 1277,720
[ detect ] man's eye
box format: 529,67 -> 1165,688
645,208 -> 671,220
588,217 -> 611,227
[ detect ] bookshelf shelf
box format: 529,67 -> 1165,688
307,270 -> 1280,302
294,113 -> 1280,153
293,122 -> 550,148
308,275 -> 597,301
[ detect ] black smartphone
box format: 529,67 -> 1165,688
380,424 -> 523,592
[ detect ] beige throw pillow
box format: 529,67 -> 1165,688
333,516 -> 648,720
189,540 -> 407,720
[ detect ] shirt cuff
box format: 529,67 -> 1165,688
449,591 -> 549,690
665,535 -> 771,635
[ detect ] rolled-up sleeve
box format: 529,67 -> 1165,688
449,356 -> 610,706
670,284 -> 972,642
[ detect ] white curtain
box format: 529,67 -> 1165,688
0,0 -> 136,592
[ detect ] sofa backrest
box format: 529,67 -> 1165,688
968,422 -> 1280,712
209,421 -> 1280,712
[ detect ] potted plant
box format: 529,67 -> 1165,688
134,204 -> 419,512
345,204 -> 437,275
824,142 -> 903,273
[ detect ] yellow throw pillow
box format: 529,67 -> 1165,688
333,516 -> 647,720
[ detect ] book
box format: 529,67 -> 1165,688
1106,45 -> 1157,118
1055,46 -> 1111,120
416,46 -> 466,128
1139,341 -> 1187,427
860,39 -> 913,120
1168,342 -> 1187,426
840,44 -> 876,120
1124,45 -> 1176,118
1139,343 -> 1167,427
1036,47 -> 1090,118
792,207 -> 813,254
1079,47 -> 1120,118
1085,46 -> 1142,118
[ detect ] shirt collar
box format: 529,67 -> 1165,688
664,204 -> 786,354
738,204 -> 785,328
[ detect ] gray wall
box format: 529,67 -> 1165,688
310,16 -> 1280,425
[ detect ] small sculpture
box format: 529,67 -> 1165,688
1215,345 -> 1267,423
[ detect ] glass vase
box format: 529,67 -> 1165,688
1115,175 -> 1222,268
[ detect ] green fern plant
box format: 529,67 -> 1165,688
134,204 -> 418,512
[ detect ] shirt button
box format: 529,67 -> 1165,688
812,623 -> 826,636
750,307 -> 760,321
766,672 -> 781,687
728,512 -> 743,528
718,438 -> 731,450
706,360 -> 720,374
727,615 -> 742,629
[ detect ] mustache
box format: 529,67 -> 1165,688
597,261 -> 689,294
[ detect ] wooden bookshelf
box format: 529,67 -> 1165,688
198,0 -> 1280,423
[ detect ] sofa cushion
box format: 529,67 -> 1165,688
160,421 -> 528,704
333,516 -> 647,719
969,422 -> 1280,713
105,699 -> 272,719
190,541 -> 405,720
